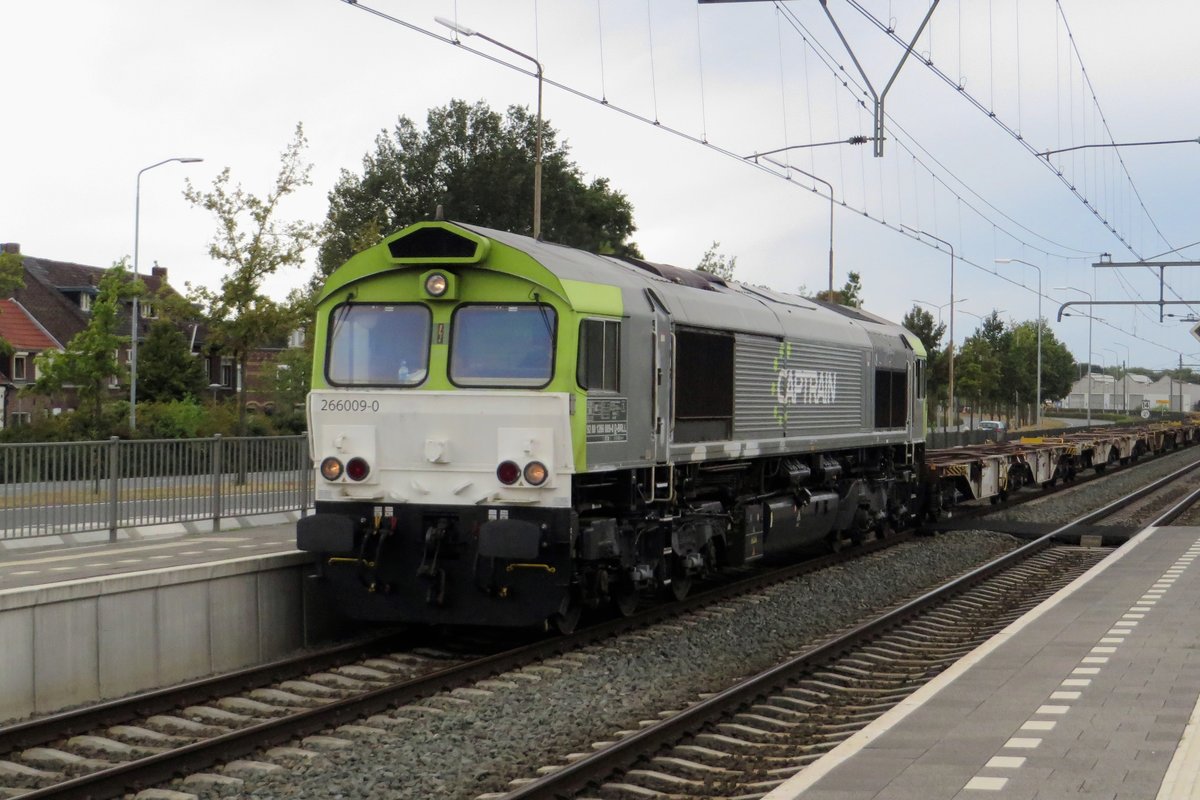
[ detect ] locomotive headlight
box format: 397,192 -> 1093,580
346,457 -> 370,482
523,461 -> 549,486
424,272 -> 448,297
320,457 -> 344,481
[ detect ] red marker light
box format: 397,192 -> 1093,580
346,457 -> 370,481
496,460 -> 520,485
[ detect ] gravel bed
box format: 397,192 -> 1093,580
1094,468 -> 1200,527
987,445 -> 1200,526
170,531 -> 1021,800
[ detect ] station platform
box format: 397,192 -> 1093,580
767,524 -> 1200,800
0,515 -> 327,723
0,514 -> 300,589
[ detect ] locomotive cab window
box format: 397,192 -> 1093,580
326,303 -> 430,386
450,304 -> 557,387
578,318 -> 620,392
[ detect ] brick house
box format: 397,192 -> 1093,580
0,298 -> 62,427
0,243 -> 297,427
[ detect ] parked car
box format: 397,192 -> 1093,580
978,420 -> 1007,437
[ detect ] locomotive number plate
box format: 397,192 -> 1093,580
586,398 -> 628,443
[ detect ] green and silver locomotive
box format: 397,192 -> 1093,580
299,221 -> 927,630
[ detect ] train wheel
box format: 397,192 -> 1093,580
667,574 -> 692,602
552,603 -> 582,635
827,531 -> 845,553
613,582 -> 639,617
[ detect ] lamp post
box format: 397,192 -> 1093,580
436,16 -> 543,239
132,157 -> 203,430
1056,285 -> 1093,427
1101,347 -> 1121,414
1114,342 -> 1131,412
958,308 -> 1006,322
748,152 -> 847,300
904,226 -> 956,430
912,297 -> 967,327
995,257 -> 1044,427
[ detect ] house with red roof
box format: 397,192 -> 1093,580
0,242 -> 296,430
0,242 -> 191,429
0,298 -> 62,427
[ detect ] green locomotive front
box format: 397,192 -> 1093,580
299,221 -> 926,630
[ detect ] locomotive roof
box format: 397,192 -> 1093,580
457,222 -> 923,356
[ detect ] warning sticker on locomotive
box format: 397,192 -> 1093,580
587,398 -> 628,443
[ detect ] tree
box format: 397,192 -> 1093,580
0,249 -> 25,358
265,345 -> 311,432
0,250 -> 22,297
30,263 -> 132,437
697,241 -> 737,280
185,123 -> 317,436
813,271 -> 864,307
902,305 -> 946,423
137,319 -> 207,403
318,99 -> 640,278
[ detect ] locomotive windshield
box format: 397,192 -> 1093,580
326,303 -> 430,386
450,304 -> 556,387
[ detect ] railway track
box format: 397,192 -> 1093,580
494,455 -> 1200,800
3,448 -> 1197,799
0,533 -> 921,799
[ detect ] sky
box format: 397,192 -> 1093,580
4,0 -> 1200,376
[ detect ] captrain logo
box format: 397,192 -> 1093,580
775,369 -> 838,405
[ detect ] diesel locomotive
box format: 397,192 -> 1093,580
298,220 -> 928,631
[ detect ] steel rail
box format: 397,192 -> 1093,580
0,632 -> 414,755
501,453 -> 1200,799
7,533 -> 911,799
12,449 -> 1197,798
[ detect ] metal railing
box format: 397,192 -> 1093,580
0,435 -> 311,541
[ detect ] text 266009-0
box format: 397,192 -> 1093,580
319,399 -> 381,413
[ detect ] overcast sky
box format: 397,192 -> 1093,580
4,0 -> 1199,374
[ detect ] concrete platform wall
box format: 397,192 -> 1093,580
0,552 -> 323,722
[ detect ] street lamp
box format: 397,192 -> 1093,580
912,297 -> 967,327
436,16 -> 543,239
995,257 -> 1044,427
756,156 -> 837,299
904,226 -> 956,430
131,157 -> 203,430
1055,285 -> 1093,427
958,308 -> 1006,322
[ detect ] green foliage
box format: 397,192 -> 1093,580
137,320 -> 207,403
0,250 -> 24,297
29,262 -> 133,437
812,271 -> 864,307
902,305 -> 946,421
185,123 -> 317,436
136,400 -> 211,439
951,313 -> 1075,426
318,99 -> 640,279
696,241 -> 737,281
0,250 -> 25,355
268,346 -> 311,414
